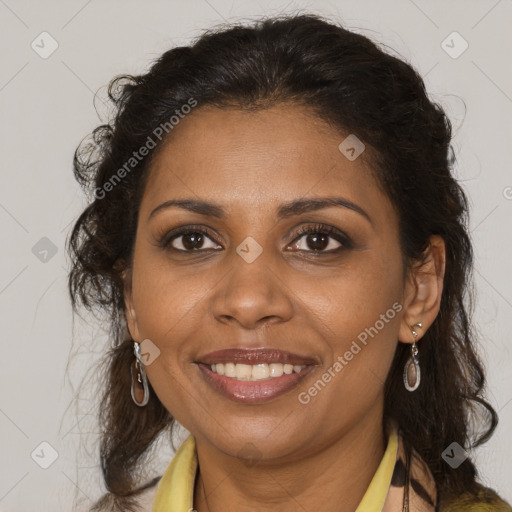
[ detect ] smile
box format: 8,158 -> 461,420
210,362 -> 306,380
196,361 -> 315,404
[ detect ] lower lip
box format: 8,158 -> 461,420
197,363 -> 315,404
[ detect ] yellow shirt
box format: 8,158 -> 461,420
152,428 -> 398,512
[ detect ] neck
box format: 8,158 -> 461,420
193,408 -> 386,512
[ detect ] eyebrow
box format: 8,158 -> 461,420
148,196 -> 372,225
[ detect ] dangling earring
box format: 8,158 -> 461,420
130,341 -> 150,406
403,323 -> 422,392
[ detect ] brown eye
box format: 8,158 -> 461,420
159,226 -> 222,252
177,232 -> 206,251
289,224 -> 351,253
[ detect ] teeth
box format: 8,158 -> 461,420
252,363 -> 270,380
210,362 -> 306,380
224,363 -> 236,378
235,364 -> 252,380
269,363 -> 283,377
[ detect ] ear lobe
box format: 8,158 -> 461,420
398,235 -> 446,344
121,266 -> 141,342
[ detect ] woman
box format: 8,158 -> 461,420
67,13 -> 511,512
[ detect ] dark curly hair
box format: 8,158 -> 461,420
67,13 -> 499,511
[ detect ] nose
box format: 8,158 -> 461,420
211,246 -> 294,329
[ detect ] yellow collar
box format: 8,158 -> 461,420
152,428 -> 398,512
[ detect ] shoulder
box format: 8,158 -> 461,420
440,485 -> 512,512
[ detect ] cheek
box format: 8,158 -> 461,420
308,246 -> 403,339
128,251 -> 198,365
294,300 -> 401,434
131,240 -> 210,336
130,259 -> 208,422
301,248 -> 404,397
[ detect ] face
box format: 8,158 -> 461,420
124,104 -> 413,462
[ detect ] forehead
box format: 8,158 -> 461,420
140,105 -> 393,223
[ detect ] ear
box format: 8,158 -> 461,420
398,235 -> 446,344
120,264 -> 142,342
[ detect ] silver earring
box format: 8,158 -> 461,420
130,341 -> 150,406
403,323 -> 422,392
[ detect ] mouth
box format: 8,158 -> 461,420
195,348 -> 318,404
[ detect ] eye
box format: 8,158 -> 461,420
157,223 -> 351,254
158,226 -> 222,252
288,224 -> 350,253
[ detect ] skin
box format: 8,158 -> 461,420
123,104 -> 446,512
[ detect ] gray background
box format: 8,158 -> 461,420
1,0 -> 511,510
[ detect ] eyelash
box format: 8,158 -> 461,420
157,223 -> 352,254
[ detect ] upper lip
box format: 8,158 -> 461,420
196,348 -> 318,366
